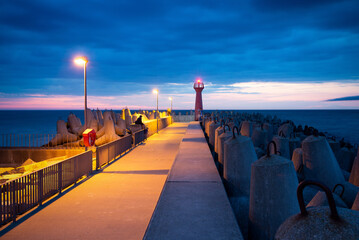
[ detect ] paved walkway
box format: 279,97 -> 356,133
0,122 -> 189,240
144,122 -> 243,240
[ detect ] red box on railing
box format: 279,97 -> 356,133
83,129 -> 96,147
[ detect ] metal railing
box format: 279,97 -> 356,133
0,134 -> 83,149
132,129 -> 147,147
0,151 -> 92,226
95,129 -> 148,170
96,135 -> 132,169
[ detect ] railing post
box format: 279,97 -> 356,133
38,170 -> 43,206
0,186 -> 2,224
132,132 -> 135,148
107,145 -> 110,165
12,181 -> 16,222
74,156 -> 78,184
58,162 -> 63,193
96,147 -> 99,170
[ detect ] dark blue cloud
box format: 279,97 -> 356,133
327,95 -> 359,101
0,0 -> 358,97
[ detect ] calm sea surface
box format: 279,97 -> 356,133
0,110 -> 358,145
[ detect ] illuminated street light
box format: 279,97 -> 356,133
169,97 -> 173,113
153,89 -> 159,133
74,56 -> 89,130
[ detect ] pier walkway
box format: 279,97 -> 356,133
1,122 -> 189,240
1,122 -> 242,240
144,122 -> 242,240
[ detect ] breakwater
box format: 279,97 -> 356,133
202,111 -> 359,239
2,110 -> 358,144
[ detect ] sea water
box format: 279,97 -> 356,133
0,110 -> 358,145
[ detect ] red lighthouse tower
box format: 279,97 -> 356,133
194,78 -> 204,121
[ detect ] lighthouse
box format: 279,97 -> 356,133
194,78 -> 204,121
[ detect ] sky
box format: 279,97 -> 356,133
0,0 -> 358,110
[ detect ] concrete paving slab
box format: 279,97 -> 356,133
0,123 -> 189,240
144,182 -> 243,240
144,122 -> 243,240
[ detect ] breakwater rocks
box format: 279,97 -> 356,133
201,111 -> 359,240
48,108 -> 170,147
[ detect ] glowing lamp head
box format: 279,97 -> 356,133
74,56 -> 88,66
169,97 -> 172,101
197,78 -> 201,83
153,89 -> 158,94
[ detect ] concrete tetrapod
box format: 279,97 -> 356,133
230,195 -> 250,240
95,111 -> 120,146
262,123 -> 273,143
332,182 -> 359,208
249,141 -> 299,240
67,113 -> 83,135
277,122 -> 293,138
251,125 -> 268,150
352,192 -> 359,210
124,108 -> 132,128
217,124 -> 232,175
291,148 -> 303,172
214,122 -> 225,155
307,191 -> 348,208
275,180 -> 359,240
96,108 -> 104,126
224,126 -> 257,197
272,134 -> 291,160
302,135 -> 345,190
240,121 -> 252,137
288,133 -> 301,160
49,120 -> 78,146
328,138 -> 341,155
224,126 -> 257,240
291,148 -> 304,181
205,118 -> 212,137
349,150 -> 359,187
209,120 -> 220,148
336,147 -> 355,172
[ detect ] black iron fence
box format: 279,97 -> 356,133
96,135 -> 132,169
0,128 -> 149,226
132,129 -> 147,147
0,151 -> 92,226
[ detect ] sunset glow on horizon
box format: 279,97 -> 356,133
1,80 -> 358,110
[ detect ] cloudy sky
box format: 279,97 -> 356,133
0,0 -> 358,110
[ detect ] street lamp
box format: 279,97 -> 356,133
74,56 -> 88,130
169,97 -> 173,113
153,89 -> 159,133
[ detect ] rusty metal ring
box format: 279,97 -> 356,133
232,126 -> 240,139
297,180 -> 340,220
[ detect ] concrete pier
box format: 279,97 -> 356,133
1,122 -> 242,240
0,123 -> 188,240
144,122 -> 242,240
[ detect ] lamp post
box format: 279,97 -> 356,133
74,56 -> 88,130
153,89 -> 159,133
169,97 -> 173,113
